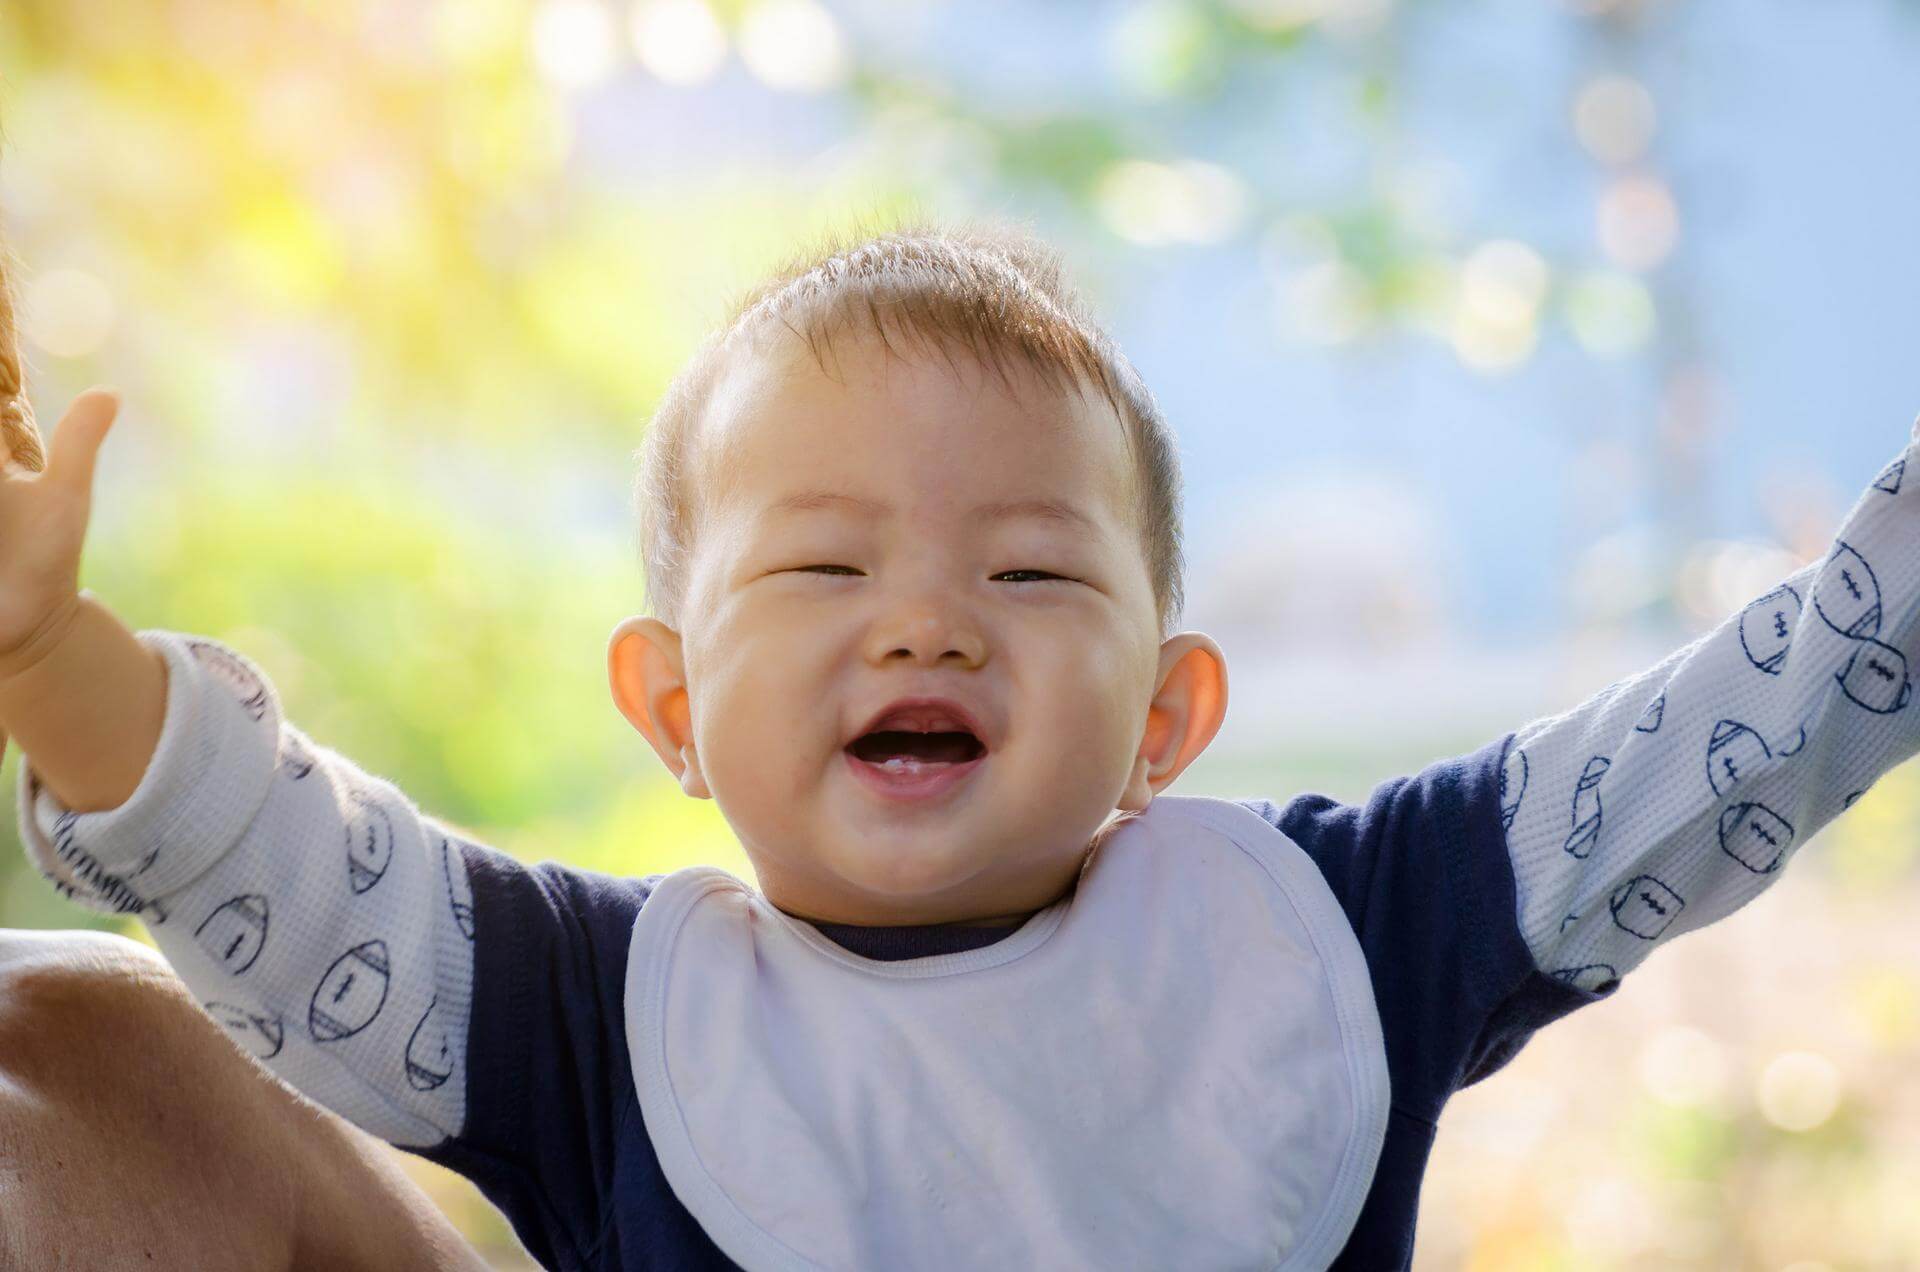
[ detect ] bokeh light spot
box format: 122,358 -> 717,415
532,0 -> 620,89
1564,269 -> 1656,355
1598,174 -> 1680,271
1460,239 -> 1550,326
21,267 -> 117,359
1574,74 -> 1657,164
631,0 -> 728,87
1096,159 -> 1248,246
1279,259 -> 1373,344
739,0 -> 849,93
1636,1025 -> 1729,1110
1756,1050 -> 1842,1132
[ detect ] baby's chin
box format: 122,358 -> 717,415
812,834 -> 1007,916
748,829 -> 1032,926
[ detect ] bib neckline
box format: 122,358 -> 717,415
772,880 -> 1074,978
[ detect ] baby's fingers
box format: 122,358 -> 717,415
39,388 -> 119,493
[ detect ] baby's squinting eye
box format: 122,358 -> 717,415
783,566 -> 1075,584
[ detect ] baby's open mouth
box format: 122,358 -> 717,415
843,729 -> 987,800
846,729 -> 987,766
842,700 -> 991,801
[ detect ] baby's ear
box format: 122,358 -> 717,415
1118,632 -> 1228,812
607,618 -> 709,798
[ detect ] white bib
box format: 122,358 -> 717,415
623,794 -> 1390,1271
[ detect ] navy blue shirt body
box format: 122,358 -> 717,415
411,732 -> 1615,1270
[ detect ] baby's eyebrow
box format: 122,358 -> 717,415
764,491 -> 1102,537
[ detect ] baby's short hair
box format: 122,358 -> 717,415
630,214 -> 1186,641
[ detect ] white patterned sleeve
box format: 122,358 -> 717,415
1501,419 -> 1920,995
14,631 -> 479,1149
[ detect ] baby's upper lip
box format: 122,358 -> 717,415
849,696 -> 993,751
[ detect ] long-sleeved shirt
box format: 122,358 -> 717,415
16,424 -> 1920,1270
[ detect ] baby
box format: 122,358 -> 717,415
4,218 -> 1917,1271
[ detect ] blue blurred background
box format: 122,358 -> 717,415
4,0 -> 1918,1266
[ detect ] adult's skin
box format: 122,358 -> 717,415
0,926 -> 490,1271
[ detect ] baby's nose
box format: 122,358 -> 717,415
865,607 -> 986,668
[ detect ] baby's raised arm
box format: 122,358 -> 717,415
0,390 -> 468,1147
0,388 -> 678,1272
1502,418 -> 1920,992
6,621 -> 482,1146
0,391 -> 665,1266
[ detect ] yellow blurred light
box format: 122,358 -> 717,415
433,0 -> 524,66
1573,74 -> 1657,164
1756,1050 -> 1842,1132
21,267 -> 117,359
1449,303 -> 1537,373
1844,967 -> 1919,1048
447,89 -> 575,189
1598,173 -> 1679,271
1635,1025 -> 1729,1109
631,0 -> 728,86
533,0 -> 621,89
1460,239 -> 1550,326
1278,259 -> 1372,344
227,192 -> 345,308
1095,159 -> 1247,246
1564,269 -> 1656,356
253,70 -> 348,164
316,158 -> 419,260
1826,765 -> 1920,889
738,0 -> 849,93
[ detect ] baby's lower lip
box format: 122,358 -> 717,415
842,748 -> 986,803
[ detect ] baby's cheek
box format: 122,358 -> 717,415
736,678 -> 836,778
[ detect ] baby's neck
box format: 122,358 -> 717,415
782,906 -> 1037,931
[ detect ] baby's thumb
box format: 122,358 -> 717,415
44,388 -> 120,493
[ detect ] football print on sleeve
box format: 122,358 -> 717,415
206,1000 -> 287,1060
405,995 -> 456,1092
310,939 -> 392,1044
193,894 -> 269,976
1501,426 -> 1920,996
344,789 -> 396,895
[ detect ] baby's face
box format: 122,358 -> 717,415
611,331 -> 1226,925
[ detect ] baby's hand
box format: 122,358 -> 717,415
0,388 -> 118,656
0,387 -> 120,764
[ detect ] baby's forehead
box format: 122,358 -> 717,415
692,335 -> 1139,529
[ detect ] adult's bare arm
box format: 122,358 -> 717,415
0,928 -> 489,1272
